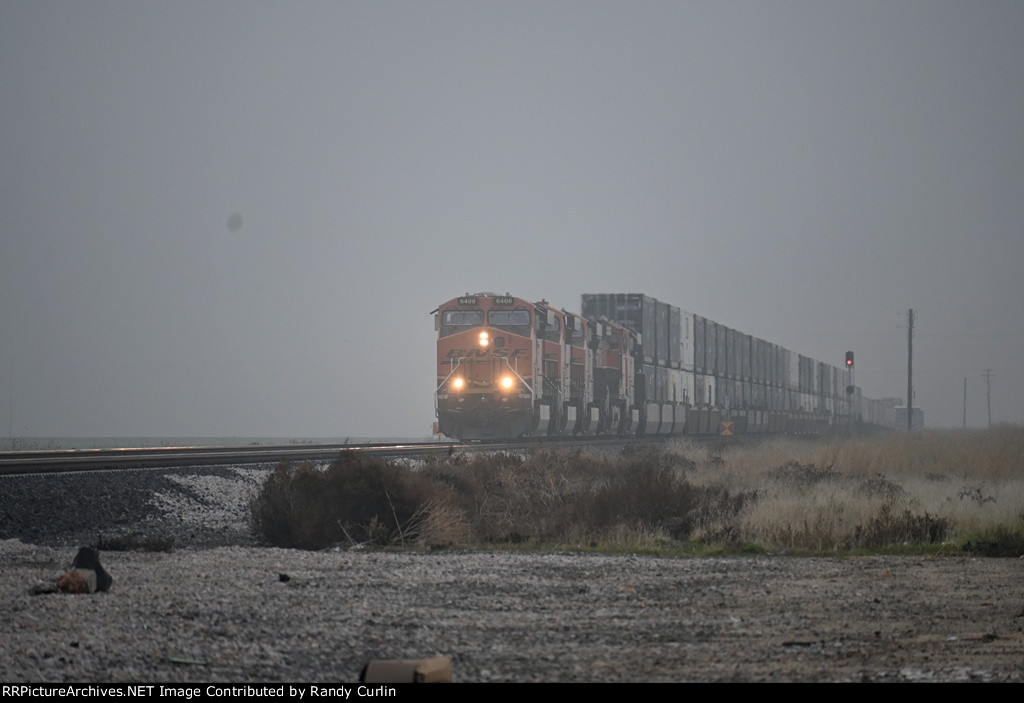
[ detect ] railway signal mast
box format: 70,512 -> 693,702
844,351 -> 854,430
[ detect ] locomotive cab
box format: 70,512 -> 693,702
435,294 -> 536,439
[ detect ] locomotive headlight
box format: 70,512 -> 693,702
478,331 -> 489,347
500,375 -> 515,390
452,377 -> 465,390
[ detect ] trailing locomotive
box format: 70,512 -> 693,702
433,292 -> 889,440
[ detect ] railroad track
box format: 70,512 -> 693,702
0,435 -> 669,475
0,442 -> 459,475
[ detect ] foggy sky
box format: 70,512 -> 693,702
2,1 -> 1022,438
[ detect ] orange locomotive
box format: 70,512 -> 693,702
433,293 -> 637,439
435,292 -> 890,440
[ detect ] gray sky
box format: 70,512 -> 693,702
2,1 -> 1022,437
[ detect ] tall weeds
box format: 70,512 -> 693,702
679,426 -> 1023,552
250,426 -> 1024,554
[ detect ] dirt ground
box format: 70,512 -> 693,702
2,543 -> 1022,682
2,466 -> 1022,682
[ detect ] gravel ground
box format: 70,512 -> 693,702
1,466 -> 1023,682
0,465 -> 269,549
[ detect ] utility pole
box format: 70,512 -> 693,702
906,308 -> 914,431
962,377 -> 967,429
982,369 -> 994,428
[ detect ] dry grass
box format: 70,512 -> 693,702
250,457 -> 462,549
678,425 -> 1024,553
250,426 -> 1024,554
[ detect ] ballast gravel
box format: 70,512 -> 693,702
1,466 -> 1022,682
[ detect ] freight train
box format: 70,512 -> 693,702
433,292 -> 893,440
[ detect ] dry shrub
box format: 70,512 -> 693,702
766,460 -> 837,487
252,427 -> 1022,553
855,474 -> 906,500
250,457 -> 464,549
252,447 -> 710,548
576,461 -> 696,539
688,483 -> 757,544
422,450 -> 596,542
752,497 -> 851,552
963,525 -> 1024,557
403,498 -> 471,547
251,461 -> 338,548
850,503 -> 949,548
424,446 -> 724,545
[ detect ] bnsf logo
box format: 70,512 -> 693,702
445,348 -> 528,359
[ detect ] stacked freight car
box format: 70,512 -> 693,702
434,291 -> 891,439
581,293 -> 862,434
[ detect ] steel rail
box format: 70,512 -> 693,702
0,433 -> 737,476
0,442 -> 461,475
